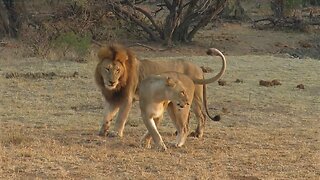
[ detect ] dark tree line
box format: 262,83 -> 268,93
1,0 -> 319,45
1,0 -> 227,45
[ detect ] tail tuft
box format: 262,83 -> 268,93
212,114 -> 221,121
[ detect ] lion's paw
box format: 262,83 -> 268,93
107,131 -> 122,138
98,129 -> 108,137
168,141 -> 183,148
189,131 -> 203,138
156,142 -> 167,152
140,142 -> 152,149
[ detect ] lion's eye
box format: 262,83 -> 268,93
116,69 -> 120,73
180,91 -> 185,95
105,67 -> 110,72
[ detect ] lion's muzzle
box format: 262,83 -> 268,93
177,102 -> 189,109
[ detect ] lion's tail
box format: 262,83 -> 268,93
203,83 -> 221,121
193,48 -> 226,85
199,48 -> 226,121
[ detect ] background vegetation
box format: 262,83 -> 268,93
1,0 -> 319,56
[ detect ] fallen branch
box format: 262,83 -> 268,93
128,43 -> 170,51
128,43 -> 157,51
252,17 -> 276,28
252,16 -> 319,30
91,39 -> 103,47
0,41 -> 8,47
90,40 -> 169,52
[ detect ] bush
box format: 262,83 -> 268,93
52,32 -> 91,56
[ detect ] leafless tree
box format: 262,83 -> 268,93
105,0 -> 227,45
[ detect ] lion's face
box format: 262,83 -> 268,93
99,60 -> 125,90
175,89 -> 190,109
166,78 -> 190,109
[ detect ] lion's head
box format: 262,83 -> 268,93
98,55 -> 126,90
164,76 -> 190,109
95,44 -> 138,102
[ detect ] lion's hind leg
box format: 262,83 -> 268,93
141,116 -> 163,149
190,86 -> 206,138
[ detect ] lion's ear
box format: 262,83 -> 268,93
166,77 -> 176,87
98,47 -> 112,61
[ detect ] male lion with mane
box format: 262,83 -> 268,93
95,44 -> 226,138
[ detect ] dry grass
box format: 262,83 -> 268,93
0,53 -> 319,179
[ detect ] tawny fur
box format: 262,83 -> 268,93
139,72 -> 194,151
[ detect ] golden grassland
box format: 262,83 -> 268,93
0,54 -> 319,179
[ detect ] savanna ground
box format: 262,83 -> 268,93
1,23 -> 320,179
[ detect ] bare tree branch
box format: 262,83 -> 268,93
153,5 -> 164,16
128,42 -> 170,51
123,1 -> 163,37
107,1 -> 160,41
91,39 -> 103,47
187,0 -> 227,41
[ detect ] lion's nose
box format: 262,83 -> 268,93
177,103 -> 184,108
109,81 -> 115,85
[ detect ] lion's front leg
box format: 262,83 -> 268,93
140,115 -> 164,150
109,98 -> 133,137
169,105 -> 190,147
99,102 -> 119,136
141,113 -> 167,151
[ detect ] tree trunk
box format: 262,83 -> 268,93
0,1 -> 9,38
171,0 -> 198,42
163,0 -> 183,46
175,0 -> 226,42
1,0 -> 25,38
234,0 -> 246,20
271,0 -> 285,18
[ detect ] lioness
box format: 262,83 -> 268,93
139,72 -> 194,151
95,45 -> 226,138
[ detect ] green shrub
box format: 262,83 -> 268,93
285,0 -> 303,9
52,32 -> 91,56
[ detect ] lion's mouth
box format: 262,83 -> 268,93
177,102 -> 190,110
177,103 -> 186,109
105,81 -> 118,89
106,85 -> 116,89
